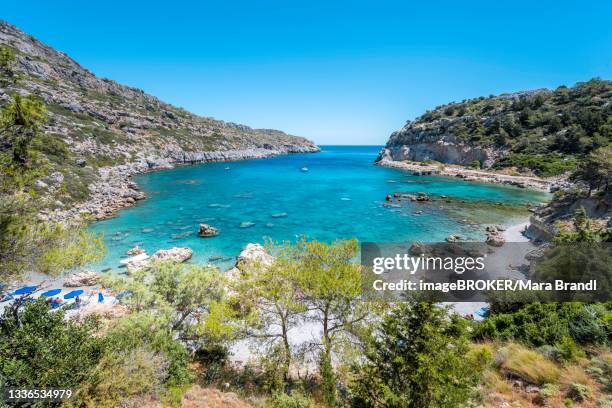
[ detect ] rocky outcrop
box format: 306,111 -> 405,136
377,128 -> 496,167
0,21 -> 319,221
151,247 -> 193,263
199,224 -> 219,237
485,226 -> 506,247
235,243 -> 274,271
64,270 -> 100,287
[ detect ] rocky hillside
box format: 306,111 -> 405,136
378,79 -> 611,177
0,21 -> 318,219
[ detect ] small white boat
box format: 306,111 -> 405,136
224,167 -> 230,170
119,253 -> 149,265
300,167 -> 309,172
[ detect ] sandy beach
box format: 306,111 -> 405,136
378,159 -> 558,192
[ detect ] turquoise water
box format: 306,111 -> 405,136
89,146 -> 549,271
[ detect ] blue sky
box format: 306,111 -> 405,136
3,0 -> 611,144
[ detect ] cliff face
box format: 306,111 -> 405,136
378,119 -> 498,167
0,21 -> 318,217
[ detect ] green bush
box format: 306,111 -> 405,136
568,383 -> 592,402
475,302 -> 609,347
265,392 -> 316,408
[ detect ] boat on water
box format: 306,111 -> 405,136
119,253 -> 149,265
300,167 -> 309,172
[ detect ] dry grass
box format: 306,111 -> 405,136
497,343 -> 561,385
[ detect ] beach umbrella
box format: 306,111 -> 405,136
40,288 -> 62,297
63,289 -> 84,299
13,285 -> 37,295
98,292 -> 104,303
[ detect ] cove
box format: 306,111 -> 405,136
88,145 -> 550,271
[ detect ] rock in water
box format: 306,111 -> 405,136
239,221 -> 255,228
64,270 -> 100,287
126,245 -> 145,255
199,224 -> 219,237
151,247 -> 193,263
445,235 -> 461,242
485,228 -> 506,247
486,234 -> 505,247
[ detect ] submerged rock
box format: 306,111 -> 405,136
199,224 -> 219,237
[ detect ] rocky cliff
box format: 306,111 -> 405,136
377,80 -> 611,177
0,21 -> 318,220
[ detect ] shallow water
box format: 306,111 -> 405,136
88,146 -> 549,271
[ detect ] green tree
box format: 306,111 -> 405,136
351,302 -> 483,408
103,261 -> 237,345
571,146 -> 611,196
0,300 -> 106,390
0,45 -> 17,86
231,241 -> 307,388
295,239 -> 373,406
1,94 -> 47,165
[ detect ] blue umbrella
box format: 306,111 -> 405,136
63,289 -> 84,299
13,286 -> 37,295
40,288 -> 62,297
98,292 -> 104,303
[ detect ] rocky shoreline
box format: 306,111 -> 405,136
376,154 -> 562,192
42,146 -> 319,222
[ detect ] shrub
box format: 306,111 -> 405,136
539,383 -> 561,401
469,160 -> 481,169
497,343 -> 561,385
351,302 -> 482,407
69,348 -> 170,408
0,300 -> 106,389
567,383 -> 592,402
475,302 -> 609,347
265,392 -> 316,408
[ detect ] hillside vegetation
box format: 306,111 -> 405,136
385,79 -> 611,177
0,21 -> 317,210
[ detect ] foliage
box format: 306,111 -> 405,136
0,300 -> 106,390
554,207 -> 611,243
102,261 -> 237,345
231,241 -> 308,387
414,79 -> 612,176
104,311 -> 193,387
571,146 -> 611,195
68,348 -> 170,408
295,239 -> 373,406
350,302 -> 483,408
567,383 -> 592,402
475,302 -> 609,347
265,392 -> 316,408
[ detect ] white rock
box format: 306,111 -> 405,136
235,243 -> 274,271
151,247 -> 193,263
64,270 -> 99,287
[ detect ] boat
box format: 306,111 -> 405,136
300,167 -> 309,172
119,252 -> 149,265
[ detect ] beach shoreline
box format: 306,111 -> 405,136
377,158 -> 562,192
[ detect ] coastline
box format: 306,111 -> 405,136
376,158 -> 559,192
43,146 -> 320,223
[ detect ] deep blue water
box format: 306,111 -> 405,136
89,146 -> 549,271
